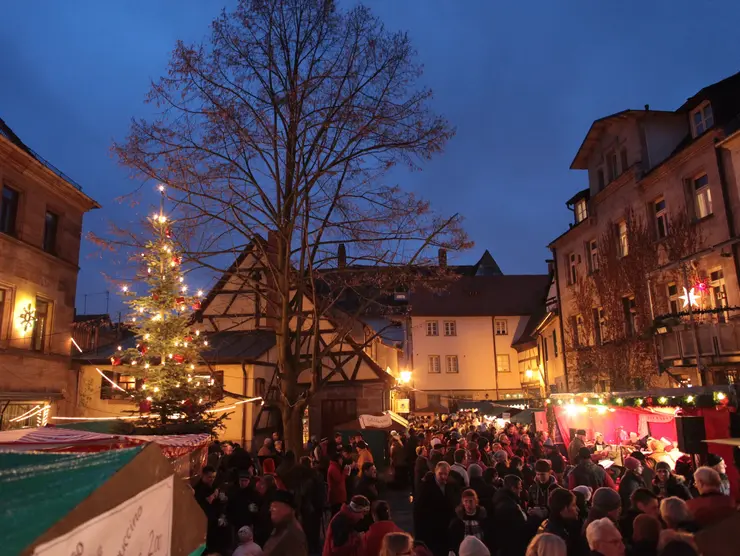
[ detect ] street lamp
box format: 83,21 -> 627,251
400,370 -> 412,384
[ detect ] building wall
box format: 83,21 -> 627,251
538,315 -> 567,393
409,315 -> 529,400
0,134 -> 97,428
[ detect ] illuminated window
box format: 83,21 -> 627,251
593,307 -> 606,345
495,320 -> 508,336
654,197 -> 668,239
575,199 -> 587,223
425,320 -> 438,336
617,221 -> 629,257
31,298 -> 50,352
694,174 -> 712,219
496,354 -> 510,373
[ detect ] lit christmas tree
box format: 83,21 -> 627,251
115,195 -> 227,434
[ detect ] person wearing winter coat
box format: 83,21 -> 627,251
357,441 -> 374,469
450,449 -> 470,487
568,448 -> 616,491
328,452 -> 349,516
263,490 -> 308,556
618,488 -> 659,545
686,466 -> 736,529
413,462 -> 460,556
355,462 -> 380,504
707,453 -> 732,496
528,459 -> 560,510
448,489 -> 493,555
652,462 -> 692,500
361,501 -> 403,556
469,464 -> 496,515
619,457 -> 647,512
538,488 -> 588,556
323,495 -> 371,556
492,475 -> 544,556
227,471 -> 261,533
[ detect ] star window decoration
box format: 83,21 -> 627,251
19,304 -> 36,331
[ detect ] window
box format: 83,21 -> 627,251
597,169 -> 605,191
588,240 -> 599,273
593,307 -> 605,345
425,320 -> 438,336
667,283 -> 679,314
495,319 -> 508,336
693,174 -> 712,219
428,355 -> 441,373
496,354 -> 510,373
568,252 -> 578,285
623,296 -> 636,337
620,148 -> 629,173
543,337 -> 549,361
31,298 -> 50,352
691,102 -> 714,137
43,212 -> 58,254
617,220 -> 629,257
606,150 -> 618,182
654,197 -> 668,239
575,315 -> 585,347
100,372 -> 138,400
552,330 -> 558,357
254,378 -> 266,398
0,186 -> 19,236
445,355 -> 459,373
709,269 -> 728,323
575,199 -> 587,223
0,289 -> 5,338
443,321 -> 457,336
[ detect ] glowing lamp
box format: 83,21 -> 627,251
596,406 -> 607,415
616,398 -> 624,404
525,369 -> 533,380
716,392 -> 726,401
658,396 -> 668,405
158,184 -> 166,192
400,371 -> 412,384
635,398 -> 643,406
686,395 -> 694,403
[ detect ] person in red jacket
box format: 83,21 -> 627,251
323,495 -> 371,556
362,501 -> 403,556
328,451 -> 349,516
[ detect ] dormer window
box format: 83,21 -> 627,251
575,198 -> 588,223
691,101 -> 714,137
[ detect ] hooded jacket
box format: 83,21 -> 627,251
528,476 -> 559,509
323,504 -> 365,556
328,460 -> 348,505
361,520 -> 402,556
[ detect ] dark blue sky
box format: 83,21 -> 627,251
2,1 -> 740,314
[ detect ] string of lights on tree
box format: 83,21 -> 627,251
113,185 -> 228,434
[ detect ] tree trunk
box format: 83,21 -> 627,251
282,402 -> 306,455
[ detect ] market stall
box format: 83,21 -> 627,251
0,426 -> 210,479
1,443 -> 206,556
334,412 -> 407,464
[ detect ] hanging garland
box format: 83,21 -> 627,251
654,305 -> 740,322
546,390 -> 732,410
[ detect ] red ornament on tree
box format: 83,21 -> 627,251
111,357 -> 122,366
165,228 -> 172,238
192,300 -> 201,310
185,335 -> 193,342
172,256 -> 181,266
152,294 -> 159,301
175,296 -> 185,305
173,354 -> 185,364
138,343 -> 148,355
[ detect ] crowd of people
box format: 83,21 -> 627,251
191,415 -> 738,556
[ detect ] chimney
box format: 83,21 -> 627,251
644,104 -> 650,111
546,259 -> 555,275
438,248 -> 447,269
338,243 -> 347,268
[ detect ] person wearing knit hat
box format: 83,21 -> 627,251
619,457 -> 647,511
707,453 -> 731,495
652,461 -> 691,500
585,487 -> 622,529
233,526 -> 263,556
459,535 -> 490,556
322,495 -> 370,556
528,459 -> 559,509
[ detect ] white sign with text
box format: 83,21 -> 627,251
359,414 -> 392,429
33,474 -> 174,556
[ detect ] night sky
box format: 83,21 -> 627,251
2,1 -> 740,315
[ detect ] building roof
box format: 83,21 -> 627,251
678,70 -> 740,112
410,274 -> 550,317
511,303 -> 546,351
565,188 -> 590,207
73,329 -> 276,364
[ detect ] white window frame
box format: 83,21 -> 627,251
445,355 -> 459,373
606,150 -> 618,182
594,307 -> 606,345
654,196 -> 668,239
494,319 -> 508,336
617,220 -> 629,258
496,353 -> 510,373
576,314 -> 585,347
691,101 -> 714,137
575,199 -> 587,223
425,320 -> 439,336
623,295 -> 636,336
588,240 -> 599,273
428,355 -> 441,373
443,320 -> 457,337
693,174 -> 712,219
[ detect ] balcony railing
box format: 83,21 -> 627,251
657,322 -> 740,363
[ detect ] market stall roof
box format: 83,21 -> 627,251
334,413 -> 407,432
510,408 -> 541,424
412,401 -> 450,414
0,426 -> 210,458
456,400 -> 520,417
1,443 -> 206,556
1,447 -> 142,555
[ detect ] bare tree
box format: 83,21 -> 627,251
113,0 -> 469,448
